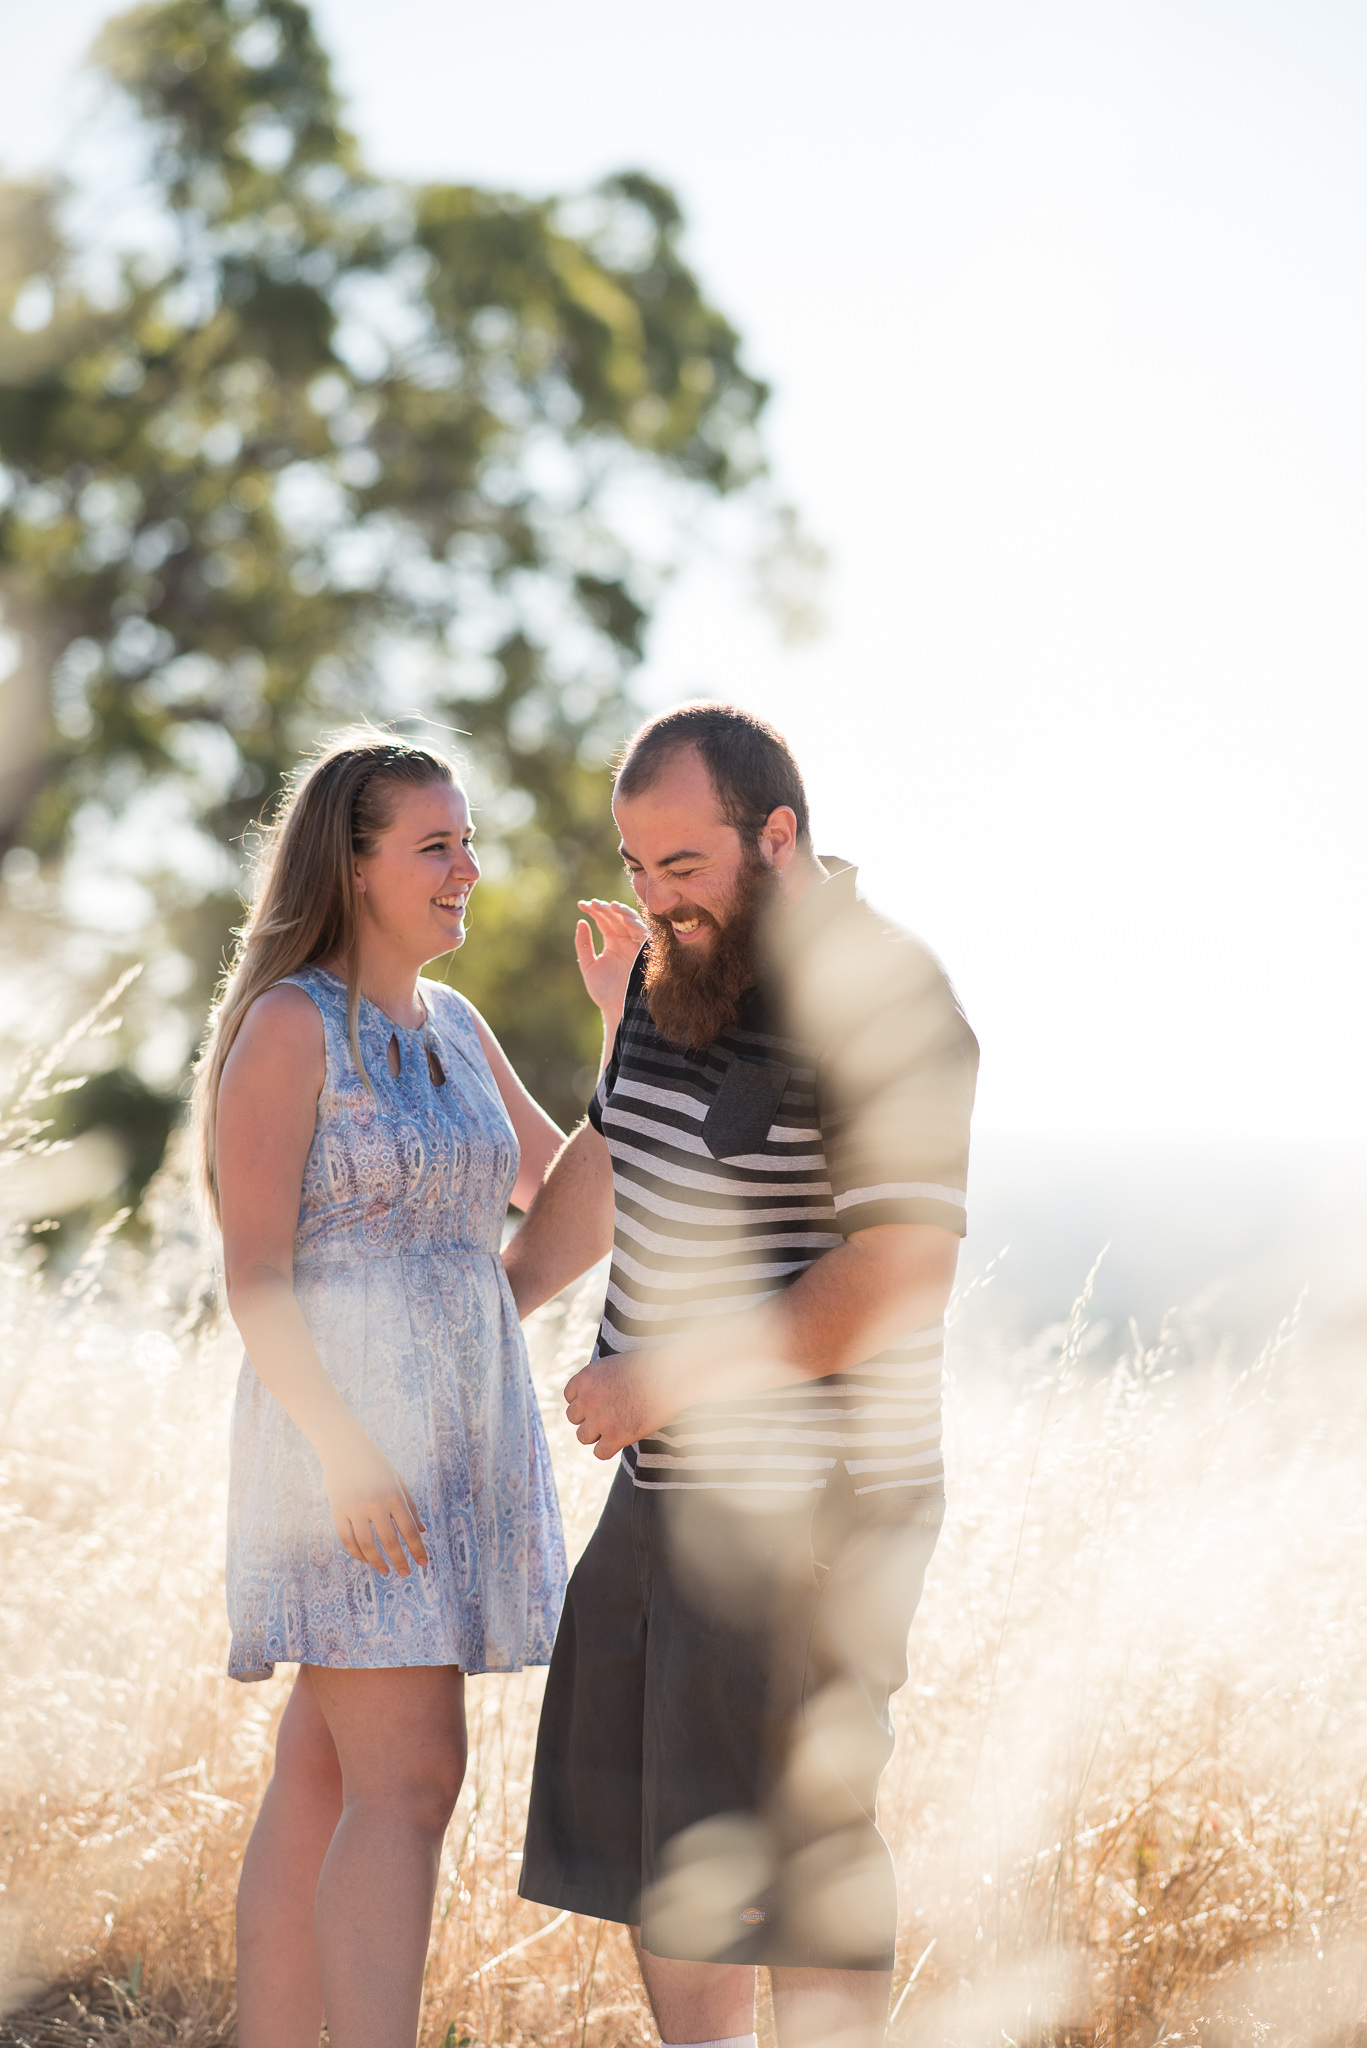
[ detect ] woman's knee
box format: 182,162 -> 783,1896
307,1663 -> 467,1831
345,1748 -> 465,1842
405,1767 -> 464,1840
397,1726 -> 468,1834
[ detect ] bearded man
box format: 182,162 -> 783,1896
503,703 -> 978,2048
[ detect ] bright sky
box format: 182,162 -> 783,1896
6,0 -> 1367,1145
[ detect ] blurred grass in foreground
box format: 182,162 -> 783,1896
1,1111 -> 1366,2042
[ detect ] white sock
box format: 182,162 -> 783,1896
662,2037 -> 758,2048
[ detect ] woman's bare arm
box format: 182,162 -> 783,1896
501,1119 -> 616,1318
461,1001 -> 567,1211
217,983 -> 428,1576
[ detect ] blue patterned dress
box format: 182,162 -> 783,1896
226,965 -> 566,1681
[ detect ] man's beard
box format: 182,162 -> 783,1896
643,853 -> 778,1050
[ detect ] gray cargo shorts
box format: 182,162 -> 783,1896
518,1458 -> 943,1969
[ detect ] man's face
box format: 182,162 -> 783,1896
613,746 -> 758,949
614,747 -> 777,1047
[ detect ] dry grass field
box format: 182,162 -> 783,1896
2,1082 -> 1366,2043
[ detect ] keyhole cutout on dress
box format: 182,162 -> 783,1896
387,1032 -> 401,1079
426,1042 -> 446,1087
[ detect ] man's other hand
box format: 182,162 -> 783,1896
564,1354 -> 678,1460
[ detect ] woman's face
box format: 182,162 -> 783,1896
354,778 -> 480,962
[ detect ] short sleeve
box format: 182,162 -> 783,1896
783,903 -> 978,1239
587,1059 -> 614,1133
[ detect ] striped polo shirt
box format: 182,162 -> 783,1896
586,863 -> 979,1498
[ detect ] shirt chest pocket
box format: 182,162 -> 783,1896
701,1058 -> 790,1159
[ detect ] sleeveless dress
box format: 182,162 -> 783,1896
225,964 -> 567,1681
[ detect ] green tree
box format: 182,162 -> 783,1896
0,0 -> 770,1163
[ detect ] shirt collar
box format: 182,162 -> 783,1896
784,855 -> 858,938
754,856 -> 858,998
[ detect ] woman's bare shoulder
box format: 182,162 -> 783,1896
225,981 -> 326,1077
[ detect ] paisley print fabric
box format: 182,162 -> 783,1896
226,964 -> 566,1681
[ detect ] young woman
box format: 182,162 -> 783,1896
193,733 -> 643,2048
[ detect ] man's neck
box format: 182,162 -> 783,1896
777,847 -> 830,912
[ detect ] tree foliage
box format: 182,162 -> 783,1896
0,0 -> 769,1143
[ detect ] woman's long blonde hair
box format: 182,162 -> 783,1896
192,731 -> 456,1222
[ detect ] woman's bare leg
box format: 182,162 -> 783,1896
307,1664 -> 467,2048
236,1670 -> 344,2048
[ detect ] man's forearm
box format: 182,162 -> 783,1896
648,1225 -> 959,1402
758,1223 -> 959,1381
564,1223 -> 961,1458
503,1118 -> 615,1319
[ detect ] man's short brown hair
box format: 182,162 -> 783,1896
615,701 -> 812,846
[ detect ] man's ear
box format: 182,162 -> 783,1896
761,805 -> 799,872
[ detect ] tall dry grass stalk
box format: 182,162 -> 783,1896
1,1049 -> 1365,2043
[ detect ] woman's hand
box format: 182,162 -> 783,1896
575,898 -> 648,1020
319,1419 -> 429,1576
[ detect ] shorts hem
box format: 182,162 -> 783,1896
646,1946 -> 896,1972
517,1869 -> 640,1927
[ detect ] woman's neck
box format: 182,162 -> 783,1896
316,943 -> 428,1030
